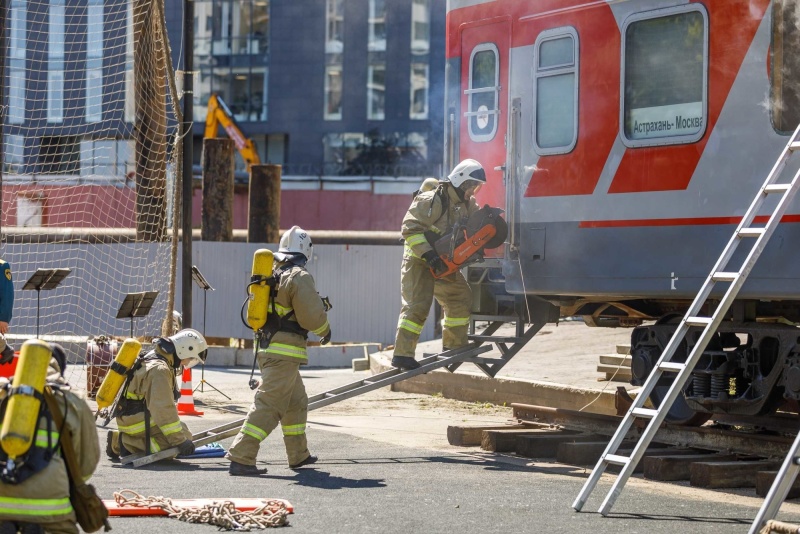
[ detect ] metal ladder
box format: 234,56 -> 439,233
749,430 -> 800,533
121,316 -> 543,468
573,123 -> 800,516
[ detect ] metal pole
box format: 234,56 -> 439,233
181,0 -> 194,328
0,0 -> 7,233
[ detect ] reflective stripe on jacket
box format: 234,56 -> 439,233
0,364 -> 99,526
258,263 -> 330,364
402,184 -> 479,260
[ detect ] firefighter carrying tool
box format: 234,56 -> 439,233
425,204 -> 507,279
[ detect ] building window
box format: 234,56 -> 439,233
48,0 -> 65,123
10,0 -> 26,60
125,0 -> 134,123
2,135 -> 25,173
325,66 -> 343,120
38,136 -> 79,175
367,64 -> 386,120
8,68 -> 26,125
326,0 -> 343,54
368,0 -> 386,52
622,5 -> 708,146
410,63 -> 428,120
410,0 -> 429,54
86,0 -> 104,123
80,139 -> 132,179
771,0 -> 800,133
534,27 -> 578,155
466,43 -> 499,142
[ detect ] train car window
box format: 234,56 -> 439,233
466,43 -> 499,142
771,0 -> 800,133
533,27 -> 579,155
621,5 -> 708,147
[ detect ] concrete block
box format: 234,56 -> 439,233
307,344 -> 380,368
235,348 -> 253,367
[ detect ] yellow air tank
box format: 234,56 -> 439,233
95,338 -> 142,410
0,340 -> 51,459
247,248 -> 274,331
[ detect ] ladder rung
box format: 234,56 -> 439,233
685,316 -> 712,327
790,142 -> 800,151
764,184 -> 791,194
631,408 -> 658,419
738,227 -> 766,238
604,454 -> 630,466
659,361 -> 686,373
711,272 -> 738,282
324,392 -> 337,398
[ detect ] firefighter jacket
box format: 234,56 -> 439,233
0,361 -> 99,528
115,351 -> 189,453
402,183 -> 480,261
260,262 -> 330,365
0,259 -> 13,324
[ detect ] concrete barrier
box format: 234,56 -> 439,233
205,343 -> 381,369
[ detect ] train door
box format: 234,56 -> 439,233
459,19 -> 510,215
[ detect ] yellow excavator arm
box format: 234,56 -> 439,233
204,93 -> 261,169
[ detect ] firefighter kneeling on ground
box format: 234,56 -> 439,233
226,226 -> 331,477
392,159 -> 486,370
106,329 -> 208,461
0,340 -> 101,534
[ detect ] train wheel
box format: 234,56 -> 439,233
647,384 -> 711,426
644,313 -> 711,426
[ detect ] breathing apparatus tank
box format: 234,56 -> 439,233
246,248 -> 274,331
95,338 -> 142,410
0,340 -> 51,459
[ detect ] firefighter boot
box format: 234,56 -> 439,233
229,460 -> 268,477
289,454 -> 318,470
391,355 -> 420,370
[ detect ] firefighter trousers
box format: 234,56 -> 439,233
226,356 -> 310,467
394,256 -> 472,358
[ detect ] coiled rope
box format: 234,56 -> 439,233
114,489 -> 289,530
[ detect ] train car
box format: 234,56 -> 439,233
445,0 -> 800,422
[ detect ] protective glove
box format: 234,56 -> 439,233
176,439 -> 196,457
320,330 -> 332,345
0,345 -> 13,366
421,250 -> 447,276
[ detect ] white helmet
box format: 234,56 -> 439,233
276,225 -> 313,262
169,328 -> 208,368
447,159 -> 486,190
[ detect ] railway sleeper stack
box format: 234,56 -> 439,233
448,405 -> 800,497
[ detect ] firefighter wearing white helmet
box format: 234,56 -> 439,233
0,343 -> 101,534
106,328 -> 207,461
391,159 -> 485,370
226,226 -> 331,476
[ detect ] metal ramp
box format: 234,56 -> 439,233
120,315 -> 543,468
572,123 -> 800,516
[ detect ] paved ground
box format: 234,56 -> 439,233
56,322 -> 800,532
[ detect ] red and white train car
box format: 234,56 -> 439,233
445,0 -> 800,421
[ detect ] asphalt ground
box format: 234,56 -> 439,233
83,366 -> 800,534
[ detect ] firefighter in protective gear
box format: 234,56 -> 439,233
391,159 -> 486,370
0,344 -> 100,534
0,259 -> 13,335
106,328 -> 208,461
226,226 -> 331,477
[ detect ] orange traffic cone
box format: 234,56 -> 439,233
177,368 -> 204,416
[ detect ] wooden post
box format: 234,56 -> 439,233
133,0 -> 168,242
201,138 -> 234,241
248,164 -> 281,243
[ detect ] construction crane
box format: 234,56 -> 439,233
204,93 -> 261,170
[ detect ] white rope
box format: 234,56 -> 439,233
113,489 -> 290,530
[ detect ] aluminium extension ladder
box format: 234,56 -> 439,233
120,315 -> 543,468
572,122 -> 800,517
